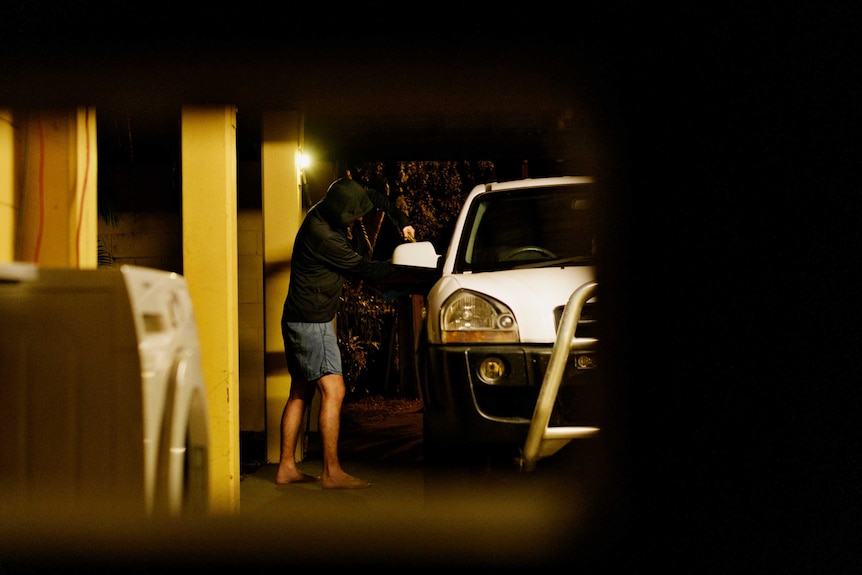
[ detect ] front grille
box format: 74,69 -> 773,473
470,350 -> 598,423
472,368 -> 600,425
553,299 -> 598,339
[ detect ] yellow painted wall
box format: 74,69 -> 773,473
180,106 -> 240,514
3,109 -> 96,267
261,111 -> 304,463
237,208 -> 266,433
0,110 -> 14,263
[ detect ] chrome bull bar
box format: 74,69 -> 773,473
519,281 -> 599,472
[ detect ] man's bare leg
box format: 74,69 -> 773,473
317,373 -> 371,489
275,379 -> 320,485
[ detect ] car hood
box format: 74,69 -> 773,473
427,265 -> 596,343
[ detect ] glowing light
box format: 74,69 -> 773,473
296,151 -> 311,169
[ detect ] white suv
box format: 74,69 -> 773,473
394,176 -> 600,456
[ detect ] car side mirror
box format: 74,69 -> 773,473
393,241 -> 441,271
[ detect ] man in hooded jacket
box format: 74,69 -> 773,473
276,177 -> 415,488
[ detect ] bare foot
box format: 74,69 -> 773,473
322,471 -> 371,490
275,469 -> 320,485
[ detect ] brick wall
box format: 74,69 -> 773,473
99,211 -> 182,273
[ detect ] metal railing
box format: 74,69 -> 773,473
519,281 -> 599,471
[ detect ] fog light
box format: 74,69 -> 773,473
576,354 -> 596,369
477,356 -> 507,384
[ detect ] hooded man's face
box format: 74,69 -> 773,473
321,178 -> 373,226
343,215 -> 363,228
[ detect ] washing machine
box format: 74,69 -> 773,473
0,263 -> 209,516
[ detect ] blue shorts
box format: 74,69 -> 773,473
282,321 -> 342,381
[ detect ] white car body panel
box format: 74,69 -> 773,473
426,266 -> 596,344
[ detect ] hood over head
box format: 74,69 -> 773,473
319,178 -> 374,225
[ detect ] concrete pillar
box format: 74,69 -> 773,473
261,111 -> 303,464
180,106 -> 240,514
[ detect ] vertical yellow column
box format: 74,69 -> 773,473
0,109 -> 14,262
181,106 -> 240,514
71,107 -> 98,269
261,111 -> 303,463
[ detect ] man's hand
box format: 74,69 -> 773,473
402,226 -> 416,242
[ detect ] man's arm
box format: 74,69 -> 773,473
365,187 -> 415,241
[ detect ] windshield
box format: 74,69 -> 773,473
455,184 -> 596,273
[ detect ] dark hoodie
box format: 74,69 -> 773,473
281,178 -> 406,323
318,177 -> 374,227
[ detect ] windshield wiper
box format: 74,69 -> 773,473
511,256 -> 593,270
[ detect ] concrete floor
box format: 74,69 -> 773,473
234,431 -> 618,569
0,405 -> 620,571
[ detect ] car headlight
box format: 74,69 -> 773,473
440,290 -> 518,343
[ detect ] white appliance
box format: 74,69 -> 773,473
0,263 -> 209,516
